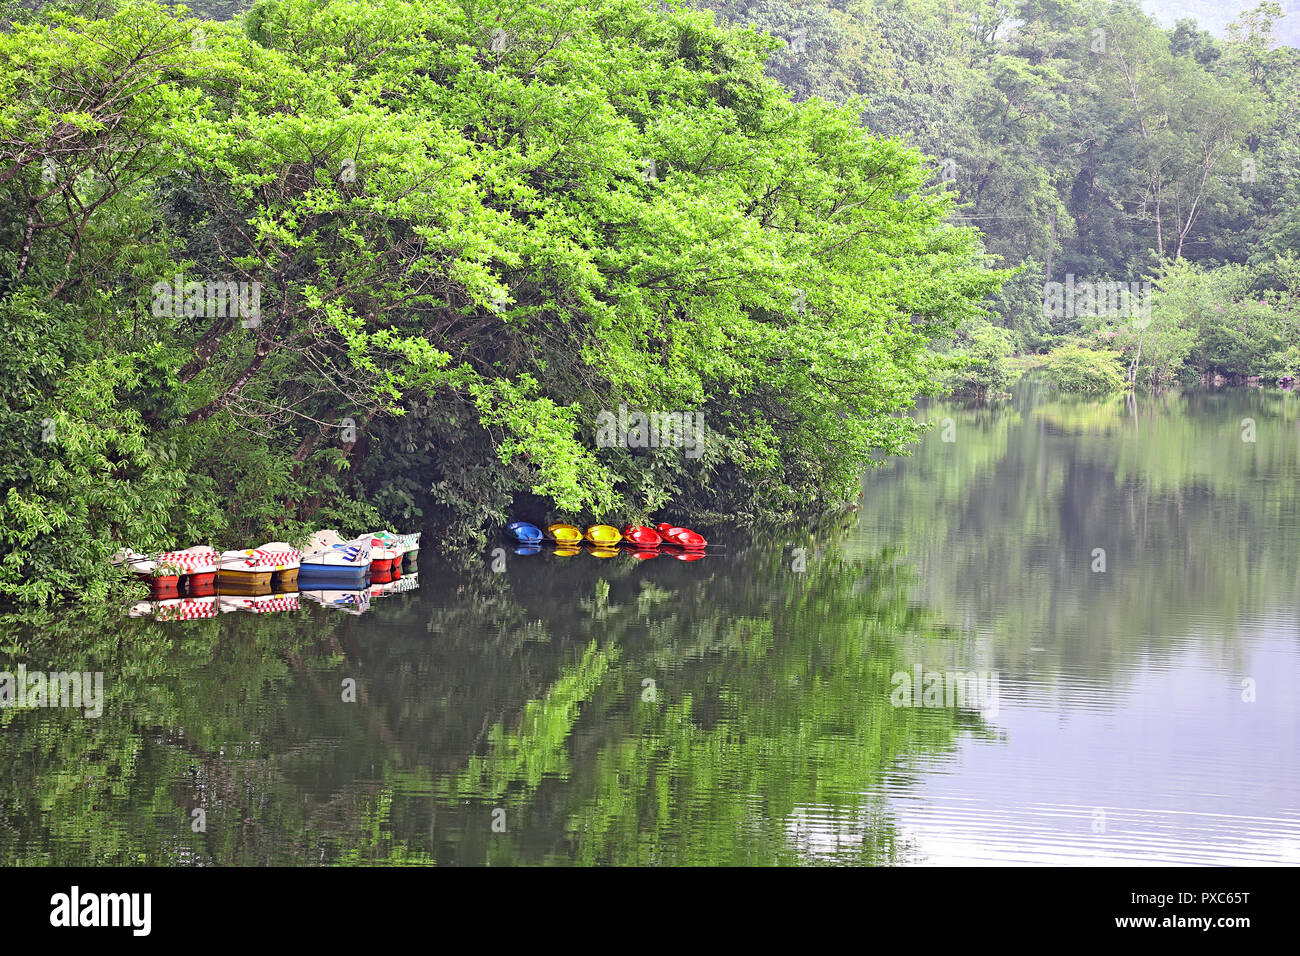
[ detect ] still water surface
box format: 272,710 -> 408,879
2,383 -> 1297,865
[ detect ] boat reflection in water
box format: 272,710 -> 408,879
218,592 -> 302,614
300,588 -> 371,616
128,595 -> 220,621
370,572 -> 418,599
128,570 -> 418,620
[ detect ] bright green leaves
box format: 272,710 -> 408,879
469,376 -> 619,514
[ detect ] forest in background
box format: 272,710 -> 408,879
687,0 -> 1300,396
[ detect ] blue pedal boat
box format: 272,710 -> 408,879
506,521 -> 544,545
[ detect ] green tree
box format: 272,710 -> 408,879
0,0 -> 1005,603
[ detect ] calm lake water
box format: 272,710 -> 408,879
2,382 -> 1298,866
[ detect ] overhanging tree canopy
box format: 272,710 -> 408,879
0,0 -> 1004,604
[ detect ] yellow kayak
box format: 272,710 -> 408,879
547,523 -> 584,546
584,524 -> 622,547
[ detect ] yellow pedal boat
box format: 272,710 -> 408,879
547,523 -> 584,546
584,524 -> 622,547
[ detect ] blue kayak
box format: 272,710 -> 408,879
506,521 -> 544,544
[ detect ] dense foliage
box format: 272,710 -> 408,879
1041,343 -> 1127,392
0,0 -> 1002,604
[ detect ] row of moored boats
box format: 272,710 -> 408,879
507,522 -> 709,558
113,530 -> 421,597
116,521 -> 709,606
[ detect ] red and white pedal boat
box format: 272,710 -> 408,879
157,546 -> 219,590
113,545 -> 219,594
366,533 -> 402,582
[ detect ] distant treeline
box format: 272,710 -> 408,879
692,1 -> 1300,392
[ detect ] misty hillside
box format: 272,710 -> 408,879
1144,0 -> 1300,44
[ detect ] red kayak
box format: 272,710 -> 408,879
654,522 -> 707,550
623,524 -> 663,548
